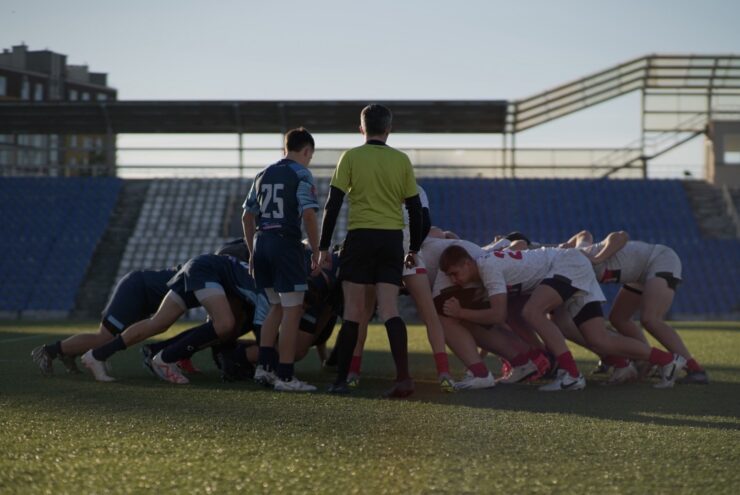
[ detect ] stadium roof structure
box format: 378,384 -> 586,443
1,54 -> 739,178
0,100 -> 508,134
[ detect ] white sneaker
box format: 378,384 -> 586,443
273,377 -> 317,392
254,365 -> 277,387
151,352 -> 189,385
81,350 -> 115,382
498,360 -> 538,384
607,362 -> 638,385
538,369 -> 586,391
654,354 -> 687,389
454,370 -> 495,390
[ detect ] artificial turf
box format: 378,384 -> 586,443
1,321 -> 738,494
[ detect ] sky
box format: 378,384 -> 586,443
2,0 -> 739,177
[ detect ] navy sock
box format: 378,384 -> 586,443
92,335 -> 126,361
160,323 -> 218,363
277,362 -> 294,381
385,316 -> 411,381
44,341 -> 63,359
232,343 -> 253,367
334,320 -> 359,383
258,346 -> 278,371
147,328 -> 197,355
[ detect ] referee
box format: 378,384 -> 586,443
318,104 -> 423,397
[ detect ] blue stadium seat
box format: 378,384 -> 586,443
0,177 -> 122,315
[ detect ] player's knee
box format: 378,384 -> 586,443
639,314 -> 660,330
213,315 -> 236,337
609,312 -> 627,329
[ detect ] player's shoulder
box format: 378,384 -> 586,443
287,162 -> 314,180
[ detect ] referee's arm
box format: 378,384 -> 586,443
405,194 -> 423,253
319,185 -> 345,252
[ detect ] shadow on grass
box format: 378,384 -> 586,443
3,324 -> 739,435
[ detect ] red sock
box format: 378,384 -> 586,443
601,355 -> 629,369
648,347 -> 673,366
686,358 -> 703,372
349,355 -> 362,375
468,362 -> 489,378
510,352 -> 530,367
556,351 -> 579,378
528,349 -> 545,361
433,353 -> 450,375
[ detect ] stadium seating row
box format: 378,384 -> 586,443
0,177 -> 121,314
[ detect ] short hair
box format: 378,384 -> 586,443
505,231 -> 531,246
285,127 -> 315,152
361,104 -> 392,136
439,245 -> 474,273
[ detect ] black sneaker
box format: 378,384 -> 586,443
328,380 -> 351,394
677,369 -> 710,385
141,345 -> 156,376
59,354 -> 81,374
31,346 -> 53,375
215,351 -> 255,382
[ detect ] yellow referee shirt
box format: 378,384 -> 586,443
330,142 -> 418,230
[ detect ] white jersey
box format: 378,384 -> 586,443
582,240 -> 681,285
424,237 -> 485,295
402,185 -> 429,252
478,247 -> 560,297
479,247 -> 605,319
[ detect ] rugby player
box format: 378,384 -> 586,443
438,245 -> 687,391
31,266 -> 182,374
243,128 -> 321,392
582,232 -> 708,384
80,253 -> 256,383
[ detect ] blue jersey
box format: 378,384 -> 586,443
243,158 -> 319,239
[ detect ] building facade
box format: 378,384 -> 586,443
0,44 -> 117,176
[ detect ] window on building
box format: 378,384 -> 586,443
69,89 -> 78,101
725,152 -> 740,165
96,93 -> 108,101
81,92 -> 90,101
0,76 -> 7,96
21,78 -> 30,100
34,83 -> 44,101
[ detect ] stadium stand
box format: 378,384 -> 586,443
0,177 -> 121,317
2,176 -> 736,319
114,177 -> 347,279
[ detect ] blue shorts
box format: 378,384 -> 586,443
253,231 -> 308,293
101,271 -> 162,334
167,258 -> 222,308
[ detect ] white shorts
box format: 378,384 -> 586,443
644,245 -> 682,282
548,250 -> 605,319
402,254 -> 428,278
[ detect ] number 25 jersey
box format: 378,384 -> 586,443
243,158 -> 319,239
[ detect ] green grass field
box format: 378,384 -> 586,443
1,321 -> 739,494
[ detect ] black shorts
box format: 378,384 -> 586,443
339,229 -> 404,286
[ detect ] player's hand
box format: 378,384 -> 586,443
442,297 -> 461,318
404,252 -> 417,269
310,252 -> 322,276
318,250 -> 331,271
